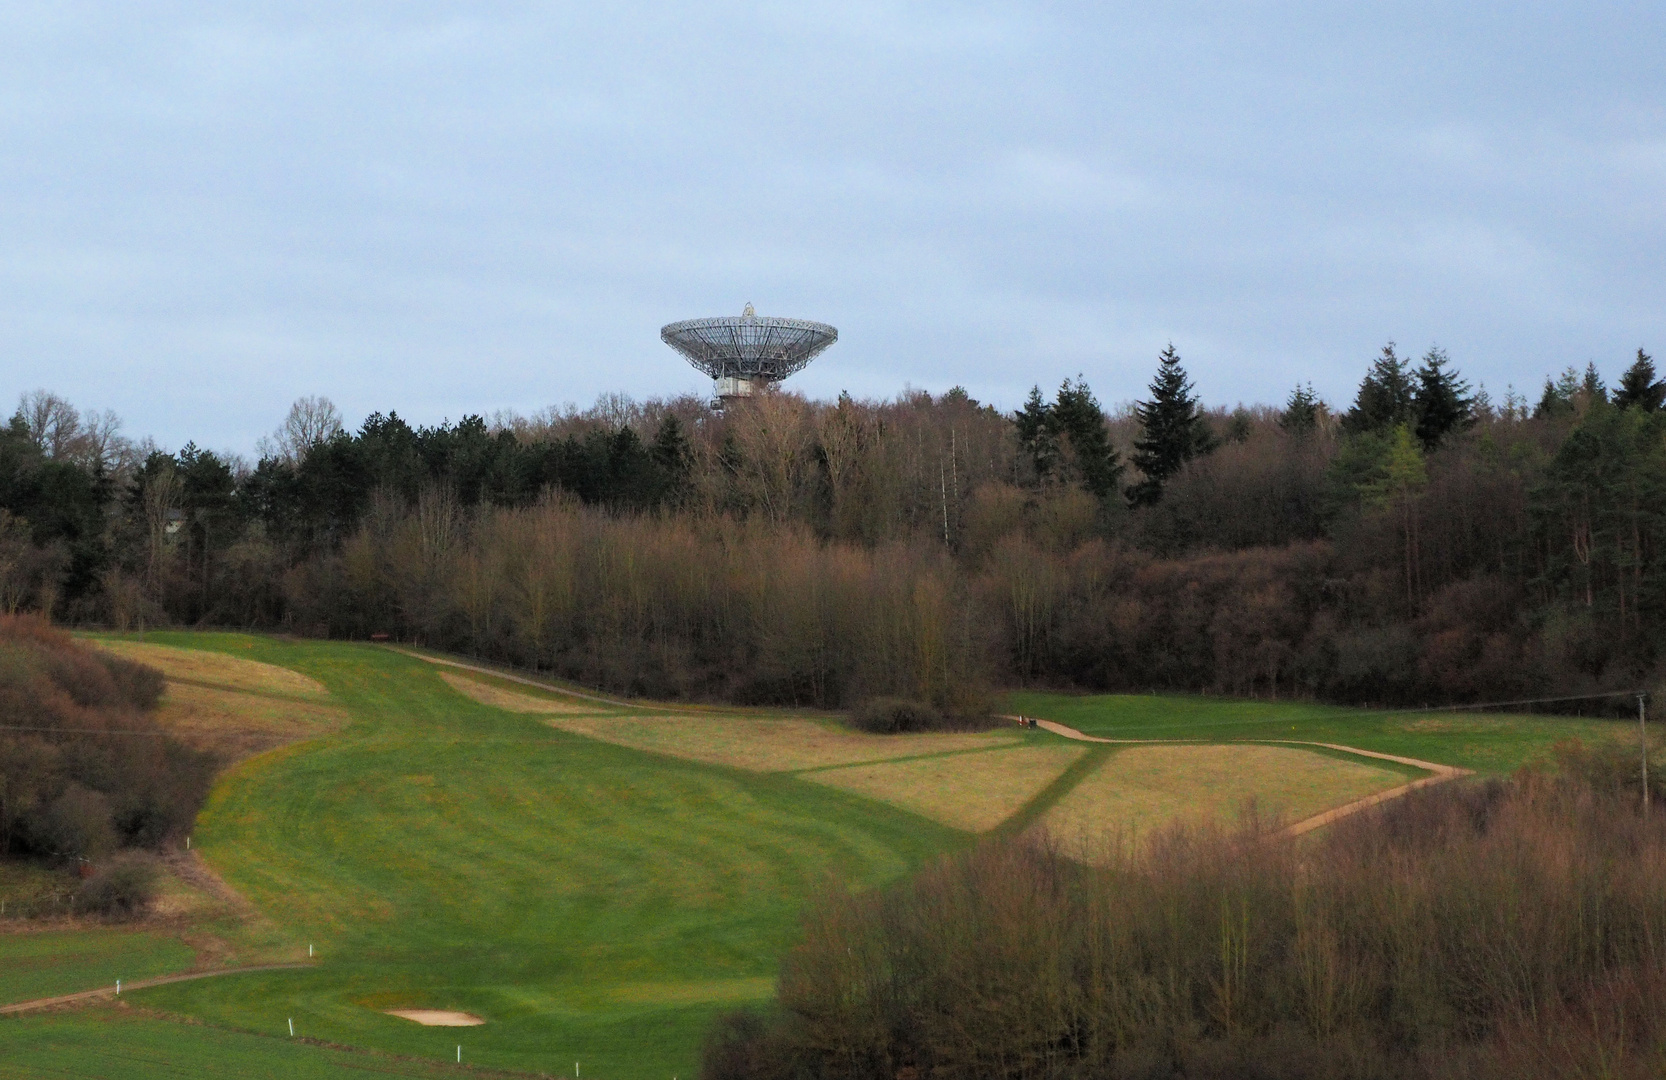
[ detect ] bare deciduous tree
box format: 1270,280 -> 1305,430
13,393 -> 133,472
76,409 -> 132,472
258,396 -> 344,463
141,467 -> 183,600
17,390 -> 80,459
724,392 -> 814,524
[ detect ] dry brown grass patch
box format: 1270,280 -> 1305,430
1037,743 -> 1407,860
437,671 -> 597,715
91,640 -> 328,699
151,682 -> 348,761
806,744 -> 1086,832
544,714 -> 1018,772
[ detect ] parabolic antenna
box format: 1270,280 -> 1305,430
661,303 -> 838,402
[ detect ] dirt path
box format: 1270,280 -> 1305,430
0,962 -> 312,1015
1023,718 -> 1471,837
390,649 -> 645,710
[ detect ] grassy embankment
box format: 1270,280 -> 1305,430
3,636 -> 1621,1078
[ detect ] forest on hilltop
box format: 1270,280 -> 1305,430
2,343 -> 1663,711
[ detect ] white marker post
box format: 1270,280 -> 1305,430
457,1045 -> 461,1063
308,943 -> 313,958
116,980 -> 120,996
288,1018 -> 294,1037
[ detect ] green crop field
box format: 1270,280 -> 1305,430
1003,689 -> 1637,775
5,633 -> 1620,1078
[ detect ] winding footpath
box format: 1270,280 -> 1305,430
1027,718 -> 1472,837
0,963 -> 312,1016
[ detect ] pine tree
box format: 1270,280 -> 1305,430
1411,346 -> 1474,449
1279,383 -> 1320,435
1581,362 -> 1608,403
1614,348 -> 1665,412
650,414 -> 692,505
1051,377 -> 1122,500
1535,366 -> 1582,418
1126,344 -> 1213,507
1343,344 -> 1415,434
1014,386 -> 1059,482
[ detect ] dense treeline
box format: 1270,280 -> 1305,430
0,616 -> 210,861
2,343 -> 1664,708
703,761 -> 1666,1079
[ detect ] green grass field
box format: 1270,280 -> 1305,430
4,634 -> 1623,1078
0,929 -> 196,1006
0,1008 -> 478,1079
98,633 -> 961,1078
1003,689 -> 1635,774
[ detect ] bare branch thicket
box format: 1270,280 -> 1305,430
141,467 -> 182,598
724,392 -> 815,525
259,395 -> 344,463
17,390 -> 81,458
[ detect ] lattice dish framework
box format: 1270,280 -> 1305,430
660,304 -> 838,399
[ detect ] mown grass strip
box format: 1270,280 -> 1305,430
993,743 -> 1119,838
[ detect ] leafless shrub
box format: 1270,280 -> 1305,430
708,773 -> 1666,1079
72,851 -> 161,919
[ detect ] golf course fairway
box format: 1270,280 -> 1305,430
5,633 -> 1616,1078
115,633 -> 962,1078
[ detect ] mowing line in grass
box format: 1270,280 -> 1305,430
804,744 -> 1086,832
102,634 -> 966,1079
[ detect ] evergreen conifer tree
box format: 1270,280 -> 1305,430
1581,362 -> 1608,403
1535,366 -> 1583,418
650,414 -> 692,505
1014,386 -> 1059,482
1126,344 -> 1213,507
1279,383 -> 1320,435
1343,344 -> 1415,434
1411,346 -> 1474,449
1613,348 -> 1665,412
1051,377 -> 1123,499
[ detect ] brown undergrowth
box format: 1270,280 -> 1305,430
705,764 -> 1666,1079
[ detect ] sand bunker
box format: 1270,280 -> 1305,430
544,713 -> 1018,773
1037,744 -> 1408,860
807,744 -> 1085,832
91,639 -> 329,699
384,1009 -> 485,1026
438,671 -> 594,715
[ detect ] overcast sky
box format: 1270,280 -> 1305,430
2,3 -> 1662,454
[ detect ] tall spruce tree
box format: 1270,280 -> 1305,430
1581,361 -> 1608,403
1614,348 -> 1665,412
1013,379 -> 1121,499
1126,344 -> 1213,507
1535,366 -> 1583,418
1014,386 -> 1060,482
1051,377 -> 1123,500
1279,383 -> 1320,435
1343,344 -> 1416,434
1411,346 -> 1474,449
